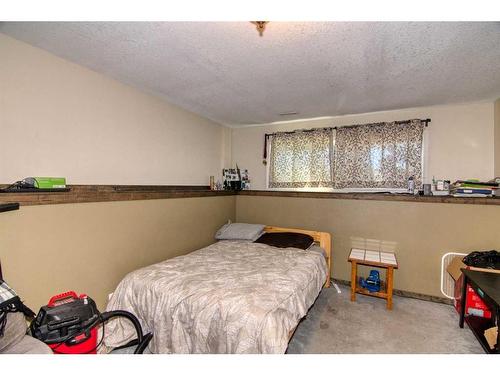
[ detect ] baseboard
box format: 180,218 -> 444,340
331,278 -> 453,305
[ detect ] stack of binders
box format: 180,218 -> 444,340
451,180 -> 498,197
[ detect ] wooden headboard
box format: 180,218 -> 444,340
263,226 -> 332,288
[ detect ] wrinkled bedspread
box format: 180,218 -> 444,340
103,240 -> 327,353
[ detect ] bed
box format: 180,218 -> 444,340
102,226 -> 332,354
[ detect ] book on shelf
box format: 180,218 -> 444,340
450,179 -> 497,197
455,179 -> 499,187
458,183 -> 497,189
452,188 -> 494,195
453,193 -> 490,197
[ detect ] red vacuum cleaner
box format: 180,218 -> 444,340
30,291 -> 152,354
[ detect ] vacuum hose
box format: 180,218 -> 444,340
100,310 -> 153,354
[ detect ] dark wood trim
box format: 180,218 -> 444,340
2,185 -> 500,207
0,185 -> 236,207
239,190 -> 500,206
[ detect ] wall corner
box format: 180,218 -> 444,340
495,99 -> 500,178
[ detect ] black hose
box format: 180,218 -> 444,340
134,332 -> 153,354
100,310 -> 152,354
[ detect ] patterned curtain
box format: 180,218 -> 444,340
333,119 -> 425,189
269,129 -> 335,188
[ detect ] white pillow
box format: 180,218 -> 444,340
215,223 -> 265,241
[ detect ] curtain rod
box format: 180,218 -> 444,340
263,118 -> 431,160
264,118 -> 431,139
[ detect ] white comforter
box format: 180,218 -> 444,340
103,240 -> 327,354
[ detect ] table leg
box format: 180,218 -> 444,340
350,261 -> 357,302
386,267 -> 394,310
459,274 -> 467,328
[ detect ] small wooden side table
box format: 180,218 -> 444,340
348,249 -> 399,310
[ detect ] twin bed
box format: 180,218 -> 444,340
103,226 -> 332,354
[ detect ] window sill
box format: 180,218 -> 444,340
239,190 -> 500,206
266,187 -> 408,194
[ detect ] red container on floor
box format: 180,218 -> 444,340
453,274 -> 492,319
48,327 -> 98,354
32,291 -> 100,354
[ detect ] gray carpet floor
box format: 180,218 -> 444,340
287,285 -> 484,354
112,285 -> 484,354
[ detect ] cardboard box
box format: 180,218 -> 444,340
447,256 -> 500,280
484,326 -> 498,350
447,255 -> 499,318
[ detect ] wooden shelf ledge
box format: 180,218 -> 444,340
239,190 -> 500,206
0,185 -> 237,207
2,185 -> 500,207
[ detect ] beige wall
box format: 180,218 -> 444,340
232,102 -> 495,190
236,195 -> 500,297
3,194 -> 497,310
495,99 -> 500,177
0,33 -> 228,185
0,196 -> 236,310
2,31 -> 499,312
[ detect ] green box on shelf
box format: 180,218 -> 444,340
34,177 -> 67,189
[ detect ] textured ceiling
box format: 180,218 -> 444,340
1,22 -> 500,126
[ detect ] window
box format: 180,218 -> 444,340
268,129 -> 334,188
267,119 -> 425,190
333,120 -> 425,189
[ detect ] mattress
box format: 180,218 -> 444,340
103,240 -> 328,354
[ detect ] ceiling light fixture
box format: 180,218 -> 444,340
251,21 -> 269,37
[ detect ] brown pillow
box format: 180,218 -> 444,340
254,232 -> 314,250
